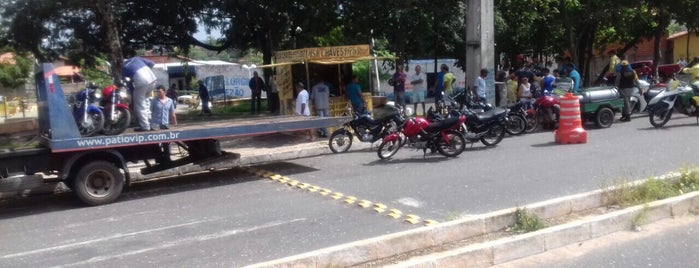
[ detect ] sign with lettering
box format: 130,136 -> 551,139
275,45 -> 371,63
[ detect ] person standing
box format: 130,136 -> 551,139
506,70 -> 519,105
392,67 -> 407,108
495,69 -> 507,106
615,60 -> 639,122
606,50 -> 620,83
197,80 -> 212,116
267,75 -> 280,114
295,82 -> 313,141
248,71 -> 265,114
540,68 -> 555,95
434,64 -> 448,108
410,64 -> 427,115
122,56 -> 157,132
443,66 -> 456,96
311,80 -> 330,137
346,75 -> 365,113
518,77 -> 533,110
151,85 -> 177,130
167,83 -> 178,109
473,68 -> 488,102
681,56 -> 699,88
568,64 -> 582,93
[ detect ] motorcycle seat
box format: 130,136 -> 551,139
425,116 -> 460,133
476,107 -> 507,122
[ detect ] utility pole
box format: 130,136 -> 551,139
465,0 -> 495,105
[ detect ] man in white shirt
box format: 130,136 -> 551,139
410,65 -> 427,115
311,80 -> 330,137
295,82 -> 313,141
473,68 -> 488,102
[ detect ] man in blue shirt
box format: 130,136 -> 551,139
122,56 -> 157,131
567,63 -> 582,92
434,64 -> 447,108
541,68 -> 555,95
346,75 -> 365,113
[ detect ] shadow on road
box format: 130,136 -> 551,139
0,166 -> 280,218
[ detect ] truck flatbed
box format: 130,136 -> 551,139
47,115 -> 346,152
32,63 -> 347,153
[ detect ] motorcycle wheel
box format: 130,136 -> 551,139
328,129 -> 353,153
436,130 -> 466,157
78,110 -> 105,137
524,113 -> 538,132
102,107 -> 131,136
505,114 -> 527,135
649,109 -> 672,128
480,123 -> 506,146
377,138 -> 401,160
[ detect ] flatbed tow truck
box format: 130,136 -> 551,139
0,64 -> 347,205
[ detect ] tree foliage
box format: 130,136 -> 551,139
1,0 -> 698,90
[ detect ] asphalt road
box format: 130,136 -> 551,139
2,113 -> 699,267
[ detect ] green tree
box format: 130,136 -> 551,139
0,50 -> 32,94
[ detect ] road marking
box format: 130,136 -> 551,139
1,219 -> 215,259
244,167 -> 438,226
52,218 -> 306,267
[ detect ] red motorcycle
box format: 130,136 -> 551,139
100,79 -> 132,135
377,108 -> 467,160
531,93 -> 560,130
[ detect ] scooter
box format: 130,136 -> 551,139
328,104 -> 405,153
646,80 -> 699,128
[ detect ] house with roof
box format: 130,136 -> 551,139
668,30 -> 699,63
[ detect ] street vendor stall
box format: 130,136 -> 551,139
260,45 -> 389,116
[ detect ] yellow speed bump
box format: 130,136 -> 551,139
331,192 -> 344,200
424,220 -> 439,226
357,200 -> 372,208
277,176 -> 290,183
269,174 -> 282,181
297,183 -> 310,189
319,189 -> 332,196
373,203 -> 387,213
344,196 -> 357,204
404,214 -> 421,224
307,186 -> 320,192
387,209 -> 403,219
287,180 -> 299,187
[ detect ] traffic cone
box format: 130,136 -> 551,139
554,92 -> 587,144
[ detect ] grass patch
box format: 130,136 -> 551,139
511,208 -> 546,234
602,168 -> 699,208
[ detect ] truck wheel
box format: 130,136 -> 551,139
73,161 -> 124,206
594,107 -> 615,128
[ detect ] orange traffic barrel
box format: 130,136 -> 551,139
554,92 -> 587,144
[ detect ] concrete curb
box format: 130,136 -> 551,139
245,188 -> 699,268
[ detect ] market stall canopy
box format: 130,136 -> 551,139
54,65 -> 81,76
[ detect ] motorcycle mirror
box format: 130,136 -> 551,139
404,107 -> 414,117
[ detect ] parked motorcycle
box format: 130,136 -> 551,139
456,105 -> 508,146
377,108 -> 466,160
646,80 -> 699,128
100,78 -> 132,135
449,90 -> 526,135
532,93 -> 560,130
73,82 -> 105,137
507,101 -> 537,133
328,104 -> 405,153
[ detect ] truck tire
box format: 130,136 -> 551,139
73,160 -> 124,206
594,107 -> 615,128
